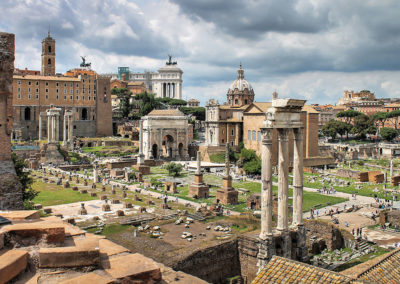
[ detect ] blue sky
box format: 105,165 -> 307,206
1,0 -> 400,105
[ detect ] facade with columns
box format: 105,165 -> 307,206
141,109 -> 189,160
257,98 -> 308,269
106,56 -> 183,99
12,33 -> 112,141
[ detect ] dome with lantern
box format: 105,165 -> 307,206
227,64 -> 255,107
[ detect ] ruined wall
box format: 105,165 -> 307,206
380,210 -> 400,227
237,236 -> 260,283
0,32 -> 23,209
305,220 -> 354,251
172,240 -> 241,284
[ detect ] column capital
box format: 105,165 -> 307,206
260,128 -> 272,144
278,128 -> 289,141
293,127 -> 304,140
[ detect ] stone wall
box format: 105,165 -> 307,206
172,240 -> 241,284
237,235 -> 260,283
380,210 -> 400,227
336,169 -> 360,179
305,220 -> 354,252
0,32 -> 23,210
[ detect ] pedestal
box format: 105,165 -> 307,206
188,174 -> 209,198
216,176 -> 238,205
257,236 -> 275,272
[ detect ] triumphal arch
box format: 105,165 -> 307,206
141,109 -> 189,160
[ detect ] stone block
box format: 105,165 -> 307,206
0,250 -> 28,284
101,195 -> 108,200
3,223 -> 65,244
79,189 -> 88,194
34,204 -> 42,209
102,204 -> 111,212
39,246 -> 100,268
111,199 -> 120,204
67,218 -> 75,225
139,207 -> 146,213
90,192 -> 97,197
123,202 -> 132,208
122,192 -> 127,198
59,272 -> 113,284
0,210 -> 40,220
103,253 -> 161,282
43,208 -> 52,214
72,186 -> 78,191
116,210 -> 124,216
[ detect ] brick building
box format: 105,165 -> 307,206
12,33 -> 112,140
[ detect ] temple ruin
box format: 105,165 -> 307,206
257,97 -> 308,269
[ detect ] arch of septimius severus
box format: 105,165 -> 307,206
257,96 -> 309,270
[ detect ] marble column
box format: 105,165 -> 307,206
277,128 -> 289,231
55,114 -> 60,141
68,114 -> 73,143
260,129 -> 273,239
47,115 -> 50,142
196,150 -> 201,175
293,128 -> 304,226
63,114 -> 67,145
39,114 -> 43,141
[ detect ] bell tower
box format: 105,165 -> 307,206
41,31 -> 56,75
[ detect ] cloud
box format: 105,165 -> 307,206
1,0 -> 399,106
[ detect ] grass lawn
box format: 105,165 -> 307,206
32,181 -> 97,206
81,145 -> 137,157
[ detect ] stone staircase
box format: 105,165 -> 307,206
357,240 -> 374,253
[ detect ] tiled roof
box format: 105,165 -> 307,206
13,74 -> 81,81
244,102 -> 319,114
252,256 -> 353,284
147,109 -> 184,116
356,249 -> 400,283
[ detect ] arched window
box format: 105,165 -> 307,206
48,46 -> 51,53
48,58 -> 51,65
235,99 -> 238,105
24,107 -> 31,121
81,108 -> 88,120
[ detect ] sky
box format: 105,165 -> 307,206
1,0 -> 400,105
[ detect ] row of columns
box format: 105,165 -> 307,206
162,82 -> 179,98
46,112 -> 60,143
259,127 -> 304,239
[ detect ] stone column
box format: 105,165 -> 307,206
277,128 -> 289,231
260,129 -> 273,239
48,115 -> 51,142
93,164 -> 98,183
63,114 -> 67,145
55,113 -> 60,141
39,114 -> 43,141
293,128 -> 304,226
68,114 -> 73,143
196,150 -> 201,175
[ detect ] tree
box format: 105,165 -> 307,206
351,115 -> 376,139
179,107 -> 206,121
11,153 -> 37,208
370,112 -> 389,132
166,162 -> 183,177
386,110 -> 400,130
238,148 -> 261,174
380,127 -> 398,141
336,109 -> 363,124
321,120 -> 339,139
135,92 -> 161,117
336,121 -> 352,139
111,88 -> 132,118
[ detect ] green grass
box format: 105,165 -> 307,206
32,181 -> 97,206
101,223 -> 132,236
209,153 -> 225,163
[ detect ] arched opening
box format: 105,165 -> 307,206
48,46 -> 51,53
24,107 -> 31,121
152,144 -> 158,159
178,143 -> 184,157
48,58 -> 51,65
163,135 -> 174,158
81,108 -> 88,120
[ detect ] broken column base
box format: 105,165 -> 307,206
216,188 -> 238,205
102,204 -> 111,212
188,175 -> 209,199
257,236 -> 275,273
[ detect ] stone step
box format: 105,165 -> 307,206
0,249 -> 28,283
185,212 -> 205,221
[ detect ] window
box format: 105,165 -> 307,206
24,107 -> 30,120
82,96 -> 85,100
28,81 -> 31,86
48,58 -> 51,65
235,99 -> 238,105
70,89 -> 73,94
56,89 -> 59,93
70,96 -> 73,100
245,99 -> 248,105
28,88 -> 31,93
70,83 -> 73,87
18,94 -> 21,99
222,130 -> 225,134
248,130 -> 251,140
222,139 -> 224,144
94,96 -> 96,100
45,88 -> 49,93
64,83 -> 67,87
45,82 -> 49,86
231,129 -> 234,136
257,131 -> 261,141
28,94 -> 31,99
81,108 -> 88,120
56,82 -> 59,87
36,81 -> 39,86
76,90 -> 79,94
17,87 -> 21,92
252,130 -> 256,141
76,83 -> 79,88
64,89 -> 67,94
88,96 -> 91,100
56,95 -> 59,100
76,96 -> 79,100
36,94 -> 39,99
64,96 -> 66,100
45,95 -> 48,99
48,45 -> 51,53
36,88 -> 39,93
17,80 -> 21,85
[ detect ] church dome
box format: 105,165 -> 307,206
228,64 -> 253,92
